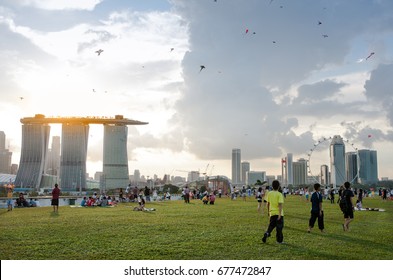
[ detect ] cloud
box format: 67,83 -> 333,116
17,0 -> 102,11
364,63 -> 393,126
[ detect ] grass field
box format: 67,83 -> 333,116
0,195 -> 392,260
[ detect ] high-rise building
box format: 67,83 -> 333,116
282,153 -> 293,186
293,158 -> 307,186
246,171 -> 266,185
46,136 -> 61,176
0,131 -> 12,174
14,124 -> 50,189
0,131 -> 5,150
14,114 -> 148,190
133,169 -> 141,184
60,124 -> 89,191
358,149 -> 378,184
231,148 -> 241,184
241,161 -> 250,184
320,164 -> 329,186
345,152 -> 358,183
103,124 -> 129,189
330,135 -> 346,187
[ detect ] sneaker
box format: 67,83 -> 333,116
262,233 -> 268,243
276,241 -> 285,244
307,229 -> 311,233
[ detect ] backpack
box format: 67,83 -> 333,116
339,190 -> 350,212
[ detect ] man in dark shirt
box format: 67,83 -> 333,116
51,183 -> 61,213
342,181 -> 354,231
308,183 -> 324,233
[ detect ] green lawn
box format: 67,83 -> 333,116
0,195 -> 392,260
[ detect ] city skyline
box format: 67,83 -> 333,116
1,1 -> 393,179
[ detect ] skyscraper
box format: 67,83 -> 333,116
14,124 -> 50,189
0,131 -> 12,174
60,123 -> 89,191
241,161 -> 250,184
232,148 -> 241,185
46,136 -> 61,176
358,149 -> 378,184
345,152 -> 358,183
330,135 -> 346,187
103,124 -> 129,189
320,164 -> 329,186
293,158 -> 307,186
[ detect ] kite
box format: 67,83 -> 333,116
366,52 -> 375,60
199,65 -> 206,73
95,49 -> 104,56
170,48 -> 174,52
19,96 -> 24,100
322,34 -> 328,38
368,134 -> 372,138
245,29 -> 249,34
318,21 -> 322,25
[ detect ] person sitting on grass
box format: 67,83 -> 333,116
134,196 -> 145,211
202,194 -> 209,205
81,197 -> 87,207
16,192 -> 29,207
356,199 -> 362,210
209,192 -> 216,205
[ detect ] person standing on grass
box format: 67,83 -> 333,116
256,186 -> 263,214
330,187 -> 335,204
51,183 -> 60,213
308,183 -> 324,233
342,181 -> 354,231
262,180 -> 284,244
6,183 -> 14,211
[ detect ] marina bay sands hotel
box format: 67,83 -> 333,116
14,114 -> 148,191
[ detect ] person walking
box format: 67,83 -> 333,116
342,181 -> 354,231
262,180 -> 285,244
329,187 -> 335,204
308,183 -> 324,233
51,183 -> 61,213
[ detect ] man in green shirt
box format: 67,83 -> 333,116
262,180 -> 284,244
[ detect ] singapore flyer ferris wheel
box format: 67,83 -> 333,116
306,135 -> 360,186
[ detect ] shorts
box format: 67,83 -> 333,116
51,199 -> 59,206
7,199 -> 13,206
343,209 -> 354,219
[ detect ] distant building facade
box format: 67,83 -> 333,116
241,161 -> 250,184
14,124 -> 50,189
330,135 -> 346,187
0,131 -> 12,174
358,149 -> 378,184
231,148 -> 241,184
246,171 -> 266,185
103,124 -> 129,189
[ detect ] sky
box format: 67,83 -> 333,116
1,0 -> 393,181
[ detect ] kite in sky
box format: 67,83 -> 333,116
245,29 -> 249,34
322,34 -> 328,38
199,65 -> 206,72
19,96 -> 24,100
318,21 -> 322,25
368,134 -> 372,138
366,52 -> 375,60
170,48 -> 174,52
95,49 -> 104,56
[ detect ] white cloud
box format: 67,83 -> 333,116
17,0 -> 102,11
